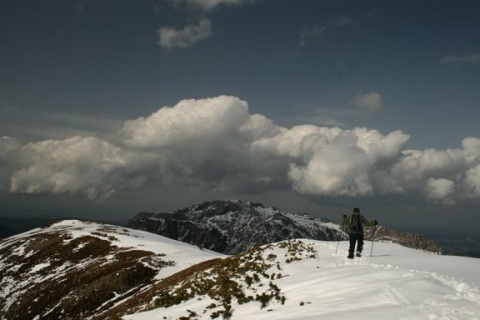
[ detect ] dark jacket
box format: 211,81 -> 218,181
341,213 -> 375,235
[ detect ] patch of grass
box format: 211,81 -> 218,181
148,242 -> 314,319
0,231 -> 174,320
1,232 -> 318,320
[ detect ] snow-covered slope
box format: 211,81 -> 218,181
124,240 -> 480,320
0,220 -> 222,320
1,220 -> 479,320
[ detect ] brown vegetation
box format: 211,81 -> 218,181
0,229 -> 173,320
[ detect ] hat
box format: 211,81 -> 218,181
353,207 -> 360,213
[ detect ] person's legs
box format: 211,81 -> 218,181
357,234 -> 364,256
348,234 -> 356,258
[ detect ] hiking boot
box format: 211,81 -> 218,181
356,252 -> 362,257
348,254 -> 354,259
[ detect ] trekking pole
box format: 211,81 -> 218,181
335,238 -> 341,256
369,224 -> 377,257
336,214 -> 347,256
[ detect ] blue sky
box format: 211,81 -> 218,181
1,0 -> 480,235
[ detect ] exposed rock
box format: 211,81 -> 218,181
127,200 -> 345,254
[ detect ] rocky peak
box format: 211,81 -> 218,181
127,200 -> 443,255
127,200 -> 345,255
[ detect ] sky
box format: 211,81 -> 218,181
1,0 -> 480,236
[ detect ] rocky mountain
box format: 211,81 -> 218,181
126,200 -> 345,254
126,200 -> 442,255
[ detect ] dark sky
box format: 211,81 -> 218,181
1,0 -> 480,236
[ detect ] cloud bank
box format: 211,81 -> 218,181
1,95 -> 480,205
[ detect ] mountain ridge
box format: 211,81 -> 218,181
0,220 -> 221,320
126,199 -> 442,254
127,199 -> 344,255
1,219 -> 479,320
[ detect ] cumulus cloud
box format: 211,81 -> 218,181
6,136 -> 133,200
1,95 -> 480,205
252,126 -> 409,197
465,165 -> 480,197
351,92 -> 383,116
159,18 -> 211,49
118,95 -> 283,191
426,178 -> 455,204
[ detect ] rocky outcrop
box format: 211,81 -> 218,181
128,200 -> 443,255
127,200 -> 345,254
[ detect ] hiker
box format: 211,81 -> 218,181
342,208 -> 377,259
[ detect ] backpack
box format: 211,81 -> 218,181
348,213 -> 362,233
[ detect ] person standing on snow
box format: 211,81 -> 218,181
342,207 -> 377,259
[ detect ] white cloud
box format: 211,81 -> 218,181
120,95 -> 252,150
1,96 -> 480,205
461,137 -> 480,163
351,92 -> 383,116
7,136 -> 130,200
0,136 -> 23,192
426,178 -> 455,204
252,126 -> 409,197
439,53 -> 480,65
119,95 -> 282,191
465,164 -> 480,197
159,18 -> 211,49
161,0 -> 252,49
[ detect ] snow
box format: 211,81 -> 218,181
2,219 -> 479,320
43,220 -> 224,279
29,261 -> 51,274
124,240 -> 480,320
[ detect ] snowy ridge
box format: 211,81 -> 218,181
123,239 -> 480,320
1,220 -> 479,320
0,220 -> 222,320
127,200 -> 345,254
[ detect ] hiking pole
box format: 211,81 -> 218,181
369,223 -> 377,257
336,214 -> 347,256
